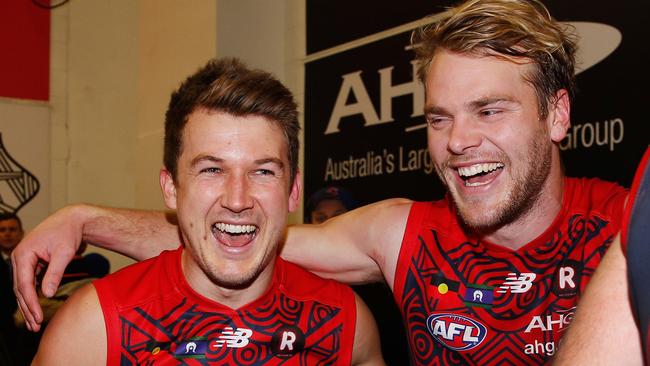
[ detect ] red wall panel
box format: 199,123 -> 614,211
0,1 -> 50,101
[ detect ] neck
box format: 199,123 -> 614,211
181,250 -> 276,309
483,152 -> 565,250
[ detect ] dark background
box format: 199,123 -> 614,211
305,3 -> 648,362
305,0 -> 648,207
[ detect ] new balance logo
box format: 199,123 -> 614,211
212,327 -> 253,348
497,273 -> 536,293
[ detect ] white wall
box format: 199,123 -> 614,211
50,0 -> 217,270
48,0 -> 305,270
216,0 -> 306,223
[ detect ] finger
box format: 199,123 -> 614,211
40,246 -> 76,297
12,250 -> 43,331
15,291 -> 41,332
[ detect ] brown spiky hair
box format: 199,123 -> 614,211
412,0 -> 578,118
163,58 -> 300,187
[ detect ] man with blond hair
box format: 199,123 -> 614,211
16,0 -> 628,364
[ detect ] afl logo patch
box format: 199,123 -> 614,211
427,313 -> 487,351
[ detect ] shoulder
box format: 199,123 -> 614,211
351,292 -> 385,365
364,197 -> 414,216
33,283 -> 106,365
355,198 -> 414,238
279,258 -> 355,305
566,177 -> 628,215
95,247 -> 180,304
567,177 -> 627,202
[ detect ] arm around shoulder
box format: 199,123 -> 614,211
13,204 -> 179,332
351,292 -> 386,366
32,283 -> 107,366
282,198 -> 412,286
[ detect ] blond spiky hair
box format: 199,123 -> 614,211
412,0 -> 578,118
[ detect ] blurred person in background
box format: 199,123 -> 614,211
305,186 -> 410,364
0,212 -> 22,365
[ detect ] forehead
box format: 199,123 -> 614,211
180,109 -> 288,159
425,50 -> 535,104
314,199 -> 346,211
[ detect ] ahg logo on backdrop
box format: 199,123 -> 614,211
560,118 -> 623,152
322,21 -> 624,153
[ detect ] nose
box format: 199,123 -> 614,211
221,172 -> 254,213
447,117 -> 482,155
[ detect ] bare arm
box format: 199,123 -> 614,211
32,283 -> 106,365
351,292 -> 386,366
553,236 -> 643,365
12,204 -> 178,331
282,198 -> 412,288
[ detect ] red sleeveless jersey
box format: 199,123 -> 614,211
393,177 -> 627,365
94,247 -> 356,365
621,147 -> 650,360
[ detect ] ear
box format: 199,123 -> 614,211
288,170 -> 302,213
160,168 -> 178,210
547,89 -> 571,142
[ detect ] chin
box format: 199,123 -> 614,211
209,271 -> 259,290
455,199 -> 509,232
459,213 -> 496,231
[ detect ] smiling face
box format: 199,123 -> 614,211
160,109 -> 300,300
424,50 -> 568,233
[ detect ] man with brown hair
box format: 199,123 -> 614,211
17,0 -> 628,364
32,58 -> 384,365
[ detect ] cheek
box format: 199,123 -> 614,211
260,191 -> 291,217
177,186 -> 216,211
427,138 -> 446,165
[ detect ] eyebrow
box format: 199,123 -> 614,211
424,105 -> 450,116
254,158 -> 285,170
190,155 -> 222,167
189,155 -> 285,169
469,96 -> 519,109
424,96 -> 517,115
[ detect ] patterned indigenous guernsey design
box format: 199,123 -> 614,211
393,178 -> 627,365
622,147 -> 650,360
94,248 -> 356,366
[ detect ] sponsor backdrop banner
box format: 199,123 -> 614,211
304,0 -> 648,207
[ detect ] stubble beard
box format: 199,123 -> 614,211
440,127 -> 553,234
203,262 -> 264,290
195,235 -> 278,291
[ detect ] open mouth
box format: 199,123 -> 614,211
457,162 -> 504,187
211,222 -> 258,247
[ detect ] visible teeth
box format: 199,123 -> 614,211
213,223 -> 257,234
458,163 -> 504,177
465,180 -> 490,187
